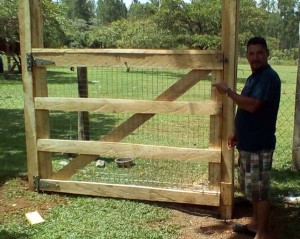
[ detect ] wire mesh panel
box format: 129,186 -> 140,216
46,66 -> 214,191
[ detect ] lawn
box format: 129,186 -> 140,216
0,63 -> 299,239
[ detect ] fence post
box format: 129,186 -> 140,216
292,22 -> 300,170
219,0 -> 239,219
18,0 -> 51,189
77,67 -> 90,140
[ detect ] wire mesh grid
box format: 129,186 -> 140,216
47,66 -> 214,191
0,64 -> 297,192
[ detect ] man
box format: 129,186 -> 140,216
214,36 -> 281,239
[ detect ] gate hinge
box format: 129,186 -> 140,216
33,176 -> 40,192
26,53 -> 55,71
33,176 -> 60,192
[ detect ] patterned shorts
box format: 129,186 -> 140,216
238,150 -> 273,202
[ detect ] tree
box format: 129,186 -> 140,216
277,0 -> 300,49
239,0 -> 268,56
0,0 -> 19,45
43,0 -> 72,47
258,0 -> 300,50
63,0 -> 95,23
150,0 -> 222,49
128,1 -> 157,19
97,0 -> 127,25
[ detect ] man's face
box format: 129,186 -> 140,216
246,44 -> 269,72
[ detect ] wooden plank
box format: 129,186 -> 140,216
52,69 -> 211,179
31,48 -> 223,69
35,97 -> 221,115
209,71 -> 223,190
37,139 -> 221,163
18,0 -> 38,189
219,0 -> 239,219
208,163 -> 221,190
209,71 -> 223,146
292,31 -> 300,170
30,0 -> 52,180
38,179 -> 220,206
220,182 -> 233,206
77,67 -> 90,140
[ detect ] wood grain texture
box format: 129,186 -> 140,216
35,97 -> 221,115
37,139 -> 221,163
39,179 -> 220,206
31,48 -> 223,69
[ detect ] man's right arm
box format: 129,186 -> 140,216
213,81 -> 263,113
227,89 -> 262,113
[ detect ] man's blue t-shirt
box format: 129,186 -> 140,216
235,64 -> 281,152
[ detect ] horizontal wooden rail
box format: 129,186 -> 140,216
35,97 -> 222,115
31,48 -> 224,69
37,139 -> 221,163
38,179 -> 220,206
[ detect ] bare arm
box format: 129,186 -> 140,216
213,81 -> 262,113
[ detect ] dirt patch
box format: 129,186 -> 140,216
159,201 -> 253,239
0,176 -> 70,224
0,176 -> 295,239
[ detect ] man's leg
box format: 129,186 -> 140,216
254,200 -> 270,239
248,203 -> 258,232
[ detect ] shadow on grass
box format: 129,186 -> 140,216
49,111 -> 118,141
271,168 -> 300,197
0,230 -> 28,239
0,108 -> 119,185
0,109 -> 26,186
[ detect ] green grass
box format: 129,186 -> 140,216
0,64 -> 300,238
0,179 -> 180,239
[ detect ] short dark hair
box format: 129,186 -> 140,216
247,36 -> 269,54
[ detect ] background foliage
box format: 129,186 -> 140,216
1,0 -> 300,60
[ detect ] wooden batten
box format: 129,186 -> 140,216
292,39 -> 300,170
35,97 -> 221,115
18,0 -> 39,189
38,179 -> 220,206
37,139 -> 221,163
219,0 -> 239,219
209,71 -> 223,191
31,48 -> 223,69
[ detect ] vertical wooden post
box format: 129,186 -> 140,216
77,67 -> 90,140
209,70 -> 222,191
220,0 -> 239,219
31,0 -> 52,180
18,0 -> 51,189
292,22 -> 300,170
19,0 -> 37,189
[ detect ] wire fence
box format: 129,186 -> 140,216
0,62 -> 297,189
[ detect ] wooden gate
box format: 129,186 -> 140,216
18,0 -> 238,219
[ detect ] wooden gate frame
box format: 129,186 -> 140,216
18,0 -> 238,219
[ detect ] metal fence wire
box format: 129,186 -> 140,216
0,63 -> 297,187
